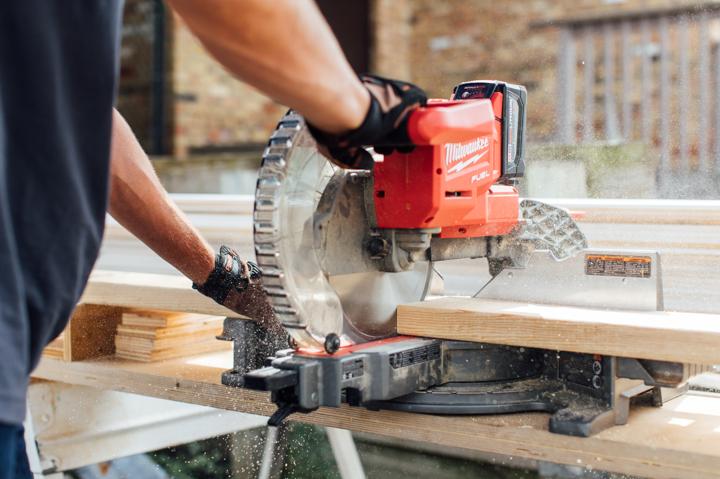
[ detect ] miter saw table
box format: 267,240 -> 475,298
218,80 -> 706,437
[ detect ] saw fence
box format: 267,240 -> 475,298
32,197 -> 720,478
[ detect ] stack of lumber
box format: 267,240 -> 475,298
115,310 -> 226,362
43,334 -> 65,360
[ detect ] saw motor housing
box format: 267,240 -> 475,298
373,81 -> 527,239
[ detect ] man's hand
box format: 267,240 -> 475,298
193,246 -> 283,334
307,75 -> 428,169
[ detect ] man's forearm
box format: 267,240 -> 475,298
165,0 -> 370,135
108,109 -> 215,284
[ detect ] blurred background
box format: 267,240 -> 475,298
119,0 -> 720,199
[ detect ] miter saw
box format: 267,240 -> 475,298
218,81 -> 704,437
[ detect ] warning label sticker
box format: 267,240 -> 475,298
585,254 -> 652,278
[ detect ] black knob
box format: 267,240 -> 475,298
324,333 -> 341,354
367,237 -> 389,259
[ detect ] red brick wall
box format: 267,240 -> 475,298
117,0 -> 711,154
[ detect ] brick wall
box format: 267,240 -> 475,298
399,0 -> 713,140
170,17 -> 285,157
117,0 -> 715,155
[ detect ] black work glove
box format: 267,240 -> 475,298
193,246 -> 283,335
307,74 -> 428,169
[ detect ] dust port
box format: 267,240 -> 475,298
458,227 -> 467,234
436,168 -> 443,175
376,190 -> 385,198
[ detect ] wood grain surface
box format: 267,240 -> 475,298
397,297 -> 720,364
80,270 -> 237,317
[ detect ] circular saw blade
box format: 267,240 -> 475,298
330,268 -> 431,343
254,113 -> 431,351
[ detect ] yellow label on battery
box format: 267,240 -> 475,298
585,254 -> 652,278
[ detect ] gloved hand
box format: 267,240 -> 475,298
307,74 -> 428,169
193,245 -> 283,335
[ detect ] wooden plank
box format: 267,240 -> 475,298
397,297 -> 720,364
80,270 -> 238,317
548,198 -> 720,225
64,305 -> 122,361
42,334 -> 65,360
32,354 -> 720,479
114,310 -> 229,362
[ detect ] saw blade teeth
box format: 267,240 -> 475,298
264,286 -> 288,297
261,279 -> 283,290
256,176 -> 282,190
253,209 -> 279,234
254,234 -> 277,247
257,267 -> 284,279
255,254 -> 279,268
254,197 -> 277,211
253,209 -> 277,225
254,243 -> 276,255
279,323 -> 308,330
269,131 -> 293,140
274,307 -> 298,317
276,119 -> 302,130
253,223 -> 277,236
261,154 -> 287,172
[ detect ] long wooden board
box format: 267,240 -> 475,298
397,297 -> 720,364
80,270 -> 237,317
32,353 -> 720,479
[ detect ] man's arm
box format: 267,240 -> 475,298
108,109 -> 215,285
108,1 -> 426,322
165,0 -> 369,135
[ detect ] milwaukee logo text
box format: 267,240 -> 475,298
444,138 -> 489,166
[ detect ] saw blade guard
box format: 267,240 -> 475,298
254,113 -> 432,351
254,114 -> 344,350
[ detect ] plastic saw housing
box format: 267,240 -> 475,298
373,81 -> 527,239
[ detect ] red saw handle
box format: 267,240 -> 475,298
407,99 -> 496,146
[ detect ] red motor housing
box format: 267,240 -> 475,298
372,81 -> 527,239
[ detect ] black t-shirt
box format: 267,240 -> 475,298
0,1 -> 123,424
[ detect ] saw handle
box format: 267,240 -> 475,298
406,99 -> 496,146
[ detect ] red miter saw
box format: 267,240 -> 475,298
224,81 -> 699,437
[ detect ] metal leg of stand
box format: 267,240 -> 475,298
24,403 -> 61,479
257,425 -> 288,479
326,427 -> 366,479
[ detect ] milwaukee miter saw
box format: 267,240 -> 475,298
218,81 -> 703,437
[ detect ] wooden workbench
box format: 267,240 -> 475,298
33,351 -> 720,479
